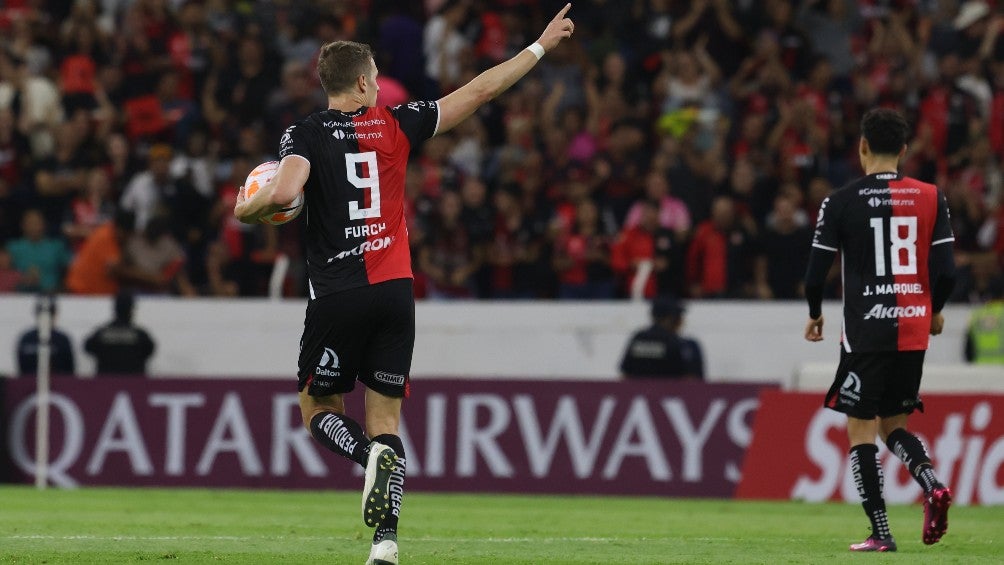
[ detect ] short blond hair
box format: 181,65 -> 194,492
317,41 -> 374,95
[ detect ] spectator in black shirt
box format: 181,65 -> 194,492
84,291 -> 156,376
755,194 -> 812,299
620,296 -> 704,380
16,295 -> 75,377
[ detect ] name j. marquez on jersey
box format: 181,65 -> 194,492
862,283 -> 924,296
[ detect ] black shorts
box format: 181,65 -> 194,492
824,348 -> 926,419
297,278 -> 414,398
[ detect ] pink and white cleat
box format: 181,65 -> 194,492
923,487 -> 952,545
849,536 -> 897,552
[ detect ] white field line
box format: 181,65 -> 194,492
3,534 -> 732,543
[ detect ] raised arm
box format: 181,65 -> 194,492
435,3 -> 575,135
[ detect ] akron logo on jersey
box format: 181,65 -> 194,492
863,304 -> 927,320
315,347 -> 341,378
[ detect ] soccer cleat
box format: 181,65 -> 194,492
365,532 -> 398,565
362,442 -> 397,528
849,536 -> 897,552
923,487 -> 952,545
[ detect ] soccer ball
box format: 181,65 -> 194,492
243,160 -> 304,225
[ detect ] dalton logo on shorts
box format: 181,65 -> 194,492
374,371 -> 405,386
315,347 -> 340,378
840,371 -> 862,402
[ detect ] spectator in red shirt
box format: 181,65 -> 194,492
686,195 -> 757,298
611,199 -> 660,299
553,199 -> 614,299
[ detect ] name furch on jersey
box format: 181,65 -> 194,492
345,222 -> 386,239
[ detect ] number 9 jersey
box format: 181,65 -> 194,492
279,101 -> 440,299
811,172 -> 955,352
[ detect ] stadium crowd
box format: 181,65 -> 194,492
0,0 -> 1002,302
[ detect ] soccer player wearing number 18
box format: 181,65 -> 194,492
803,109 -> 957,552
235,5 -> 576,564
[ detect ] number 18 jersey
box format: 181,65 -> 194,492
279,102 -> 439,299
812,172 -> 954,352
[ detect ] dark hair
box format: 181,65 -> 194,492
651,296 -> 685,320
316,41 -> 374,95
114,209 -> 136,232
114,291 -> 134,322
34,292 -> 57,316
861,108 -> 909,156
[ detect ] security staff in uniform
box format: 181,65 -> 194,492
966,295 -> 1004,364
84,291 -> 156,375
16,294 -> 76,376
620,296 -> 704,379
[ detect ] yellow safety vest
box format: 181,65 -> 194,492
970,301 -> 1004,364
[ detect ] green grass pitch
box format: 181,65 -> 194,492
0,486 -> 1001,564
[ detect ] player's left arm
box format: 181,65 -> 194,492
234,155 -> 310,224
928,190 -> 957,335
435,3 -> 574,135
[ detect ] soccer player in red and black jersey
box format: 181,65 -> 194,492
804,108 -> 957,552
234,5 -> 575,564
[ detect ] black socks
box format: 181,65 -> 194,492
307,414 -> 406,543
309,412 -> 370,467
886,428 -> 943,494
849,444 -> 891,539
372,433 -> 406,542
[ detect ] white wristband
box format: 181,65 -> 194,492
525,42 -> 545,60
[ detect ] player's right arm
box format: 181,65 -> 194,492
804,195 -> 841,341
234,125 -> 312,224
435,3 -> 574,135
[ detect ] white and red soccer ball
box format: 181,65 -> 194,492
243,161 -> 304,225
